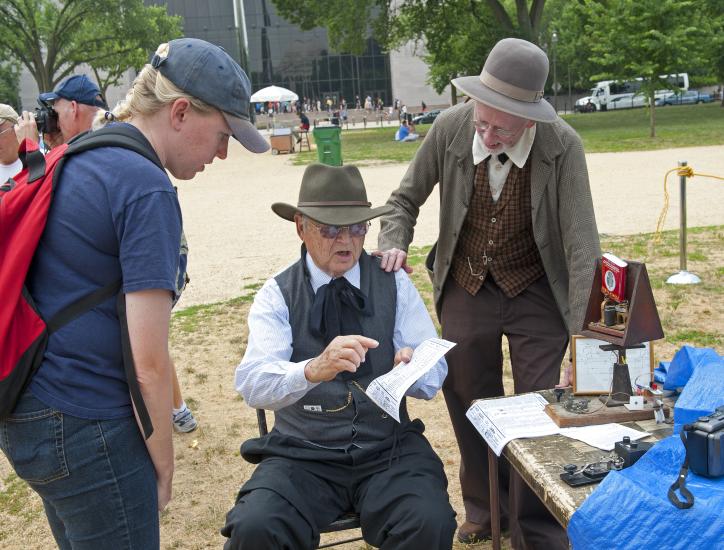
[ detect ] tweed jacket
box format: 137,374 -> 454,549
378,101 -> 601,335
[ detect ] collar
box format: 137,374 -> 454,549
305,253 -> 361,293
472,124 -> 537,168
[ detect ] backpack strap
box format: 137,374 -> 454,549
18,138 -> 48,183
117,293 -> 154,439
45,280 -> 122,334
65,124 -> 165,172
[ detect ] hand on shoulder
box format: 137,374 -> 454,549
372,248 -> 412,274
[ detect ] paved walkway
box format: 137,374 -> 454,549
174,143 -> 724,308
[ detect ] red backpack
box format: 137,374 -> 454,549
0,126 -> 161,438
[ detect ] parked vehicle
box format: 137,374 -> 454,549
660,90 -> 714,106
587,73 -> 689,111
607,94 -> 649,110
412,109 -> 443,125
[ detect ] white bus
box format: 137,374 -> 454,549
578,73 -> 689,111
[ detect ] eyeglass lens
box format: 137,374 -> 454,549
474,121 -> 516,138
318,222 -> 369,239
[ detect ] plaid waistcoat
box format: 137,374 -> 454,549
450,158 -> 545,297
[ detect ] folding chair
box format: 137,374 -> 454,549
255,409 -> 363,549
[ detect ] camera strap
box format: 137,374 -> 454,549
667,430 -> 694,509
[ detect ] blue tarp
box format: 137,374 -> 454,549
568,435 -> 724,549
673,359 -> 724,433
568,348 -> 724,549
663,346 -> 721,390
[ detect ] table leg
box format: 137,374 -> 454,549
488,446 -> 501,550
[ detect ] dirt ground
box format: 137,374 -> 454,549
1,143 -> 723,549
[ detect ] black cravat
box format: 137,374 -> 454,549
310,277 -> 373,380
495,152 -> 509,164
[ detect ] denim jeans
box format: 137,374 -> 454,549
0,390 -> 158,549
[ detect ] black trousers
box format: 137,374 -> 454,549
441,276 -> 569,550
221,429 -> 456,550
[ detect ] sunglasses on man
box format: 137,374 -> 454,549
307,219 -> 371,239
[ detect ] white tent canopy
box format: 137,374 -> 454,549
250,85 -> 299,103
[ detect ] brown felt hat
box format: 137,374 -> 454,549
451,37 -> 557,123
272,163 -> 393,226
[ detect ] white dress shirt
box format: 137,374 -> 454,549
235,253 -> 448,410
472,125 -> 537,201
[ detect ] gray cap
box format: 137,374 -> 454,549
151,38 -> 269,153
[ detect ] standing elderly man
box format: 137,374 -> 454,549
377,38 -> 600,547
16,74 -> 107,149
221,163 -> 456,550
0,104 -> 22,182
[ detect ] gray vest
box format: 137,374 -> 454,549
273,250 -> 408,449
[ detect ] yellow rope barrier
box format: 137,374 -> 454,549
650,165 -> 724,253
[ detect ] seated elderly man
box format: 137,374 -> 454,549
221,164 -> 456,550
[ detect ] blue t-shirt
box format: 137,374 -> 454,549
396,124 -> 410,141
27,125 -> 184,420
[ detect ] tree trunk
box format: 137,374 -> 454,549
650,92 -> 656,138
450,85 -> 458,106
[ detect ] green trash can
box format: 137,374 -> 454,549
313,126 -> 342,166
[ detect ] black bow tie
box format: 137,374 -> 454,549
495,152 -> 509,164
310,277 -> 373,380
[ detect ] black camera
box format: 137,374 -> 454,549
684,405 -> 724,478
34,99 -> 59,135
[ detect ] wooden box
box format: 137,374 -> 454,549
270,134 -> 294,154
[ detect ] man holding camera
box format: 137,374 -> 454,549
16,74 -> 107,149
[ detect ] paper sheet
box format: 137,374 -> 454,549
465,393 -> 561,456
365,338 -> 455,421
559,423 -> 650,451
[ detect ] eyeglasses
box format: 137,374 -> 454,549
473,120 -> 519,139
0,125 -> 14,137
308,219 -> 370,239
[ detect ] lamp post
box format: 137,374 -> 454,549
551,31 -> 558,114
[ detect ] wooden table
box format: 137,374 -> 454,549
487,390 -> 672,550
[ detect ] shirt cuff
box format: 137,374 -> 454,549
289,359 -> 317,392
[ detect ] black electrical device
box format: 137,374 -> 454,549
560,463 -> 612,487
614,436 -> 654,468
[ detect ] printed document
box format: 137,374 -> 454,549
466,393 -> 560,456
559,423 -> 650,451
366,338 -> 455,422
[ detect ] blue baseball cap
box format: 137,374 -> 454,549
39,75 -> 108,109
151,38 -> 269,153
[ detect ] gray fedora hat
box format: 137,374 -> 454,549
272,164 -> 394,226
451,37 -> 557,123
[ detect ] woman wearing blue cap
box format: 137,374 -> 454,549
0,38 -> 268,549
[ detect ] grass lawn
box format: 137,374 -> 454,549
293,103 -> 724,166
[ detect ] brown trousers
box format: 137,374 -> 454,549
441,275 -> 569,550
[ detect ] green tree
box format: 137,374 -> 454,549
388,1 -> 506,104
0,0 -> 182,95
0,61 -> 21,110
584,0 -> 716,136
